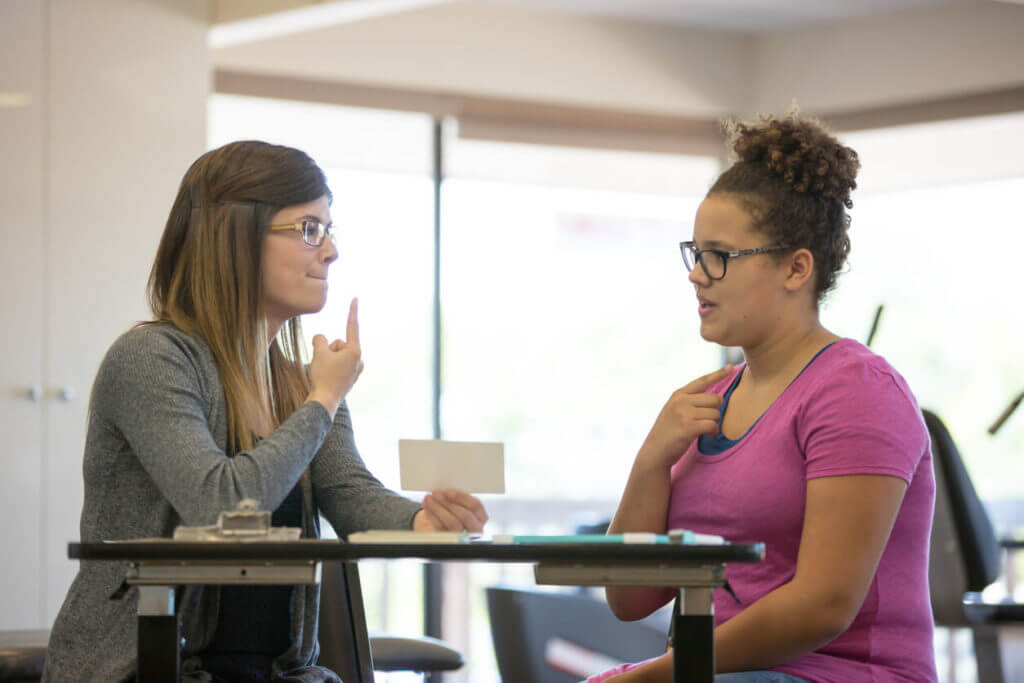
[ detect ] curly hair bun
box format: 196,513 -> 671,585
726,114 -> 860,209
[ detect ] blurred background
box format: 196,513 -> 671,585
3,1 -> 1023,681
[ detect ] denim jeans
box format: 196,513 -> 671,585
584,669 -> 810,683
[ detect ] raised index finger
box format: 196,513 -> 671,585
682,364 -> 734,394
346,298 -> 360,348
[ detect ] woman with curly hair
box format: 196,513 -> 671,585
43,140 -> 487,682
592,115 -> 936,682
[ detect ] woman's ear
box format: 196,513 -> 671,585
783,248 -> 816,293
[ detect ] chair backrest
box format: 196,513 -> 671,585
317,561 -> 375,682
486,586 -> 670,683
923,409 -> 1002,625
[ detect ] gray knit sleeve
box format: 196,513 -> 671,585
94,326 -> 334,526
311,401 -> 421,538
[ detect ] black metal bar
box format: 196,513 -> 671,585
71,541 -> 765,564
425,116 -> 446,681
137,614 -> 180,683
72,541 -> 764,563
672,614 -> 714,682
672,586 -> 716,683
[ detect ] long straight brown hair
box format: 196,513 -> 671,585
147,140 -> 332,452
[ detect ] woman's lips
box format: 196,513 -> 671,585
697,297 -> 716,319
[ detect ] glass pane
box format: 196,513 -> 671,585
824,112 -> 1024,537
442,139 -> 721,682
209,95 -> 434,641
442,182 -> 721,502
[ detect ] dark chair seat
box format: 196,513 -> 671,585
368,633 -> 464,672
964,594 -> 1024,624
317,560 -> 465,681
0,630 -> 48,682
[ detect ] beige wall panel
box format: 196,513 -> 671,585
44,0 -> 209,622
0,0 -> 46,629
213,1 -> 752,117
752,3 -> 1024,117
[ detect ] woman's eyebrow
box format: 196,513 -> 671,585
294,213 -> 329,223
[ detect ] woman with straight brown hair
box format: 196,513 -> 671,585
43,140 -> 487,682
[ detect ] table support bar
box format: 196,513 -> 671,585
137,586 -> 180,683
673,587 -> 715,683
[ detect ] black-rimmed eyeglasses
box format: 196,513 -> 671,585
679,241 -> 789,280
268,219 -> 335,247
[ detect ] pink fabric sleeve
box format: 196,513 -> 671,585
799,360 -> 927,483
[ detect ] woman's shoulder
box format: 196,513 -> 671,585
817,338 -> 908,384
100,322 -> 213,379
108,322 -> 205,355
801,338 -> 920,409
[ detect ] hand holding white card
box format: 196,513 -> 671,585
399,439 -> 505,494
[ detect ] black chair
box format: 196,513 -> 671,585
486,586 -> 670,683
317,561 -> 464,681
0,630 -> 47,683
0,564 -> 462,682
924,409 -> 1024,683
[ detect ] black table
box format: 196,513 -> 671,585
70,539 -> 764,682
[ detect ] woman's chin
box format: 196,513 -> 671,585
698,322 -> 720,343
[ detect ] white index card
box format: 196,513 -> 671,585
398,439 -> 505,494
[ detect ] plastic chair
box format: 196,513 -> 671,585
924,409 -> 1024,682
317,561 -> 463,681
486,585 -> 670,682
0,630 -> 47,682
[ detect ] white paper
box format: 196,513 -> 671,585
399,439 -> 505,493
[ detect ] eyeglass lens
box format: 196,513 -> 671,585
683,246 -> 726,279
301,220 -> 327,246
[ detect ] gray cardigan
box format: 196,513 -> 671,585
42,324 -> 421,682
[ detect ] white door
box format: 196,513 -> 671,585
0,0 -> 46,630
40,0 -> 210,623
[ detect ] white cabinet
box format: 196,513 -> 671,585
0,0 -> 208,629
0,0 -> 47,632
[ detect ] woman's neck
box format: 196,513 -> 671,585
741,318 -> 839,388
265,316 -> 284,346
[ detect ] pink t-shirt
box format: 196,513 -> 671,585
591,339 -> 937,683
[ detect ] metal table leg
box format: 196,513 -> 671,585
672,586 -> 714,683
137,585 -> 180,683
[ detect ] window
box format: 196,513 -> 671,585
828,113 -> 1024,683
209,95 -> 435,642
440,137 -> 721,680
210,93 -> 1024,682
829,112 -> 1024,513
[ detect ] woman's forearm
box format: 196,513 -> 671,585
715,582 -> 849,672
605,453 -> 675,619
608,582 -> 847,682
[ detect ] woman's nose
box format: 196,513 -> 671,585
320,237 -> 339,264
688,263 -> 710,286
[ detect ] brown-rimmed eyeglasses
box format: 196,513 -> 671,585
268,219 -> 335,247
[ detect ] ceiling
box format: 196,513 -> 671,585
475,0 -> 971,33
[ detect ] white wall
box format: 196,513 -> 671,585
752,3 -> 1024,115
213,1 -> 1024,120
212,1 -> 753,117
